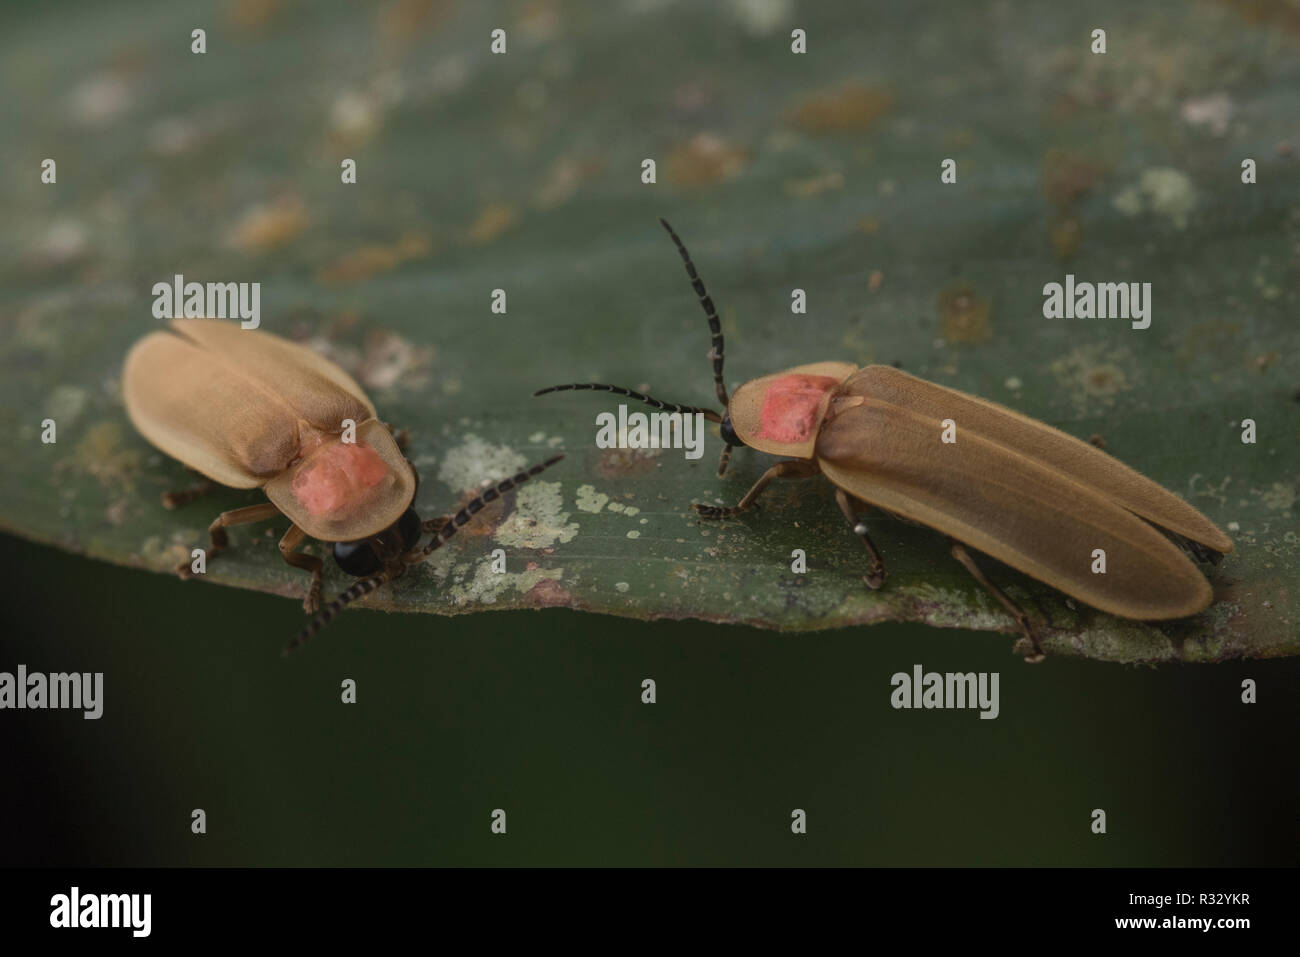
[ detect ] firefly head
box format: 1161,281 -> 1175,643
719,412 -> 746,449
725,363 -> 859,459
332,505 -> 422,576
286,454 -> 564,658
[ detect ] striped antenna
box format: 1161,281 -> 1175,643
282,570 -> 395,657
659,218 -> 728,408
282,454 -> 566,658
407,454 -> 565,562
533,383 -> 721,422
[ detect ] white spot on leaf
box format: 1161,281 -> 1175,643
575,484 -> 609,513
438,436 -> 528,493
494,482 -> 579,548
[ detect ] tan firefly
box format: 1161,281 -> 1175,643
124,319 -> 561,654
536,221 -> 1232,660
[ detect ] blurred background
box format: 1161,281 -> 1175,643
1,0 -> 1297,865
3,537 -> 1299,865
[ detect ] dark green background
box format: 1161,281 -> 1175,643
2,534 -> 1296,865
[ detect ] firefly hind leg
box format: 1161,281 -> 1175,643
279,524 -> 324,614
946,537 -> 1045,663
835,489 -> 886,589
694,460 -> 820,518
176,503 -> 281,578
162,473 -> 215,509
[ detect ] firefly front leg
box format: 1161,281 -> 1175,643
420,515 -> 451,534
835,489 -> 886,589
716,444 -> 733,478
278,524 -> 324,614
176,503 -> 282,578
946,537 -> 1045,663
693,460 -> 820,518
383,421 -> 411,452
405,514 -> 453,557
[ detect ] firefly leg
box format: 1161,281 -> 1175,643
946,537 -> 1045,663
403,515 -> 452,563
835,489 -> 886,589
279,524 -> 324,614
403,458 -> 420,497
421,515 -> 451,534
286,455 -> 565,657
385,423 -> 411,452
715,444 -> 733,478
176,503 -> 282,578
162,476 -> 214,510
693,460 -> 820,518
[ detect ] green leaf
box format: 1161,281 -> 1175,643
1,0 -> 1295,663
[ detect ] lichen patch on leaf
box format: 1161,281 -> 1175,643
493,482 -> 579,549
441,558 -> 567,607
1112,168 -> 1198,229
1259,482 -> 1296,515
437,436 -> 529,493
70,422 -> 141,489
575,484 -> 609,513
140,531 -> 193,570
1050,344 -> 1136,414
598,447 -> 660,477
46,385 -> 88,428
356,331 -> 434,392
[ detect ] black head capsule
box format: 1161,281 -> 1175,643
719,413 -> 746,448
332,505 -> 422,576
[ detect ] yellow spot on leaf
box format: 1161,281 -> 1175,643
666,133 -> 748,186
466,203 -> 520,245
1049,216 -> 1082,261
229,197 -> 307,251
785,170 -> 844,197
938,285 -> 992,344
787,83 -> 892,133
317,233 -> 431,283
378,0 -> 450,44
1042,149 -> 1101,208
228,0 -> 285,30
